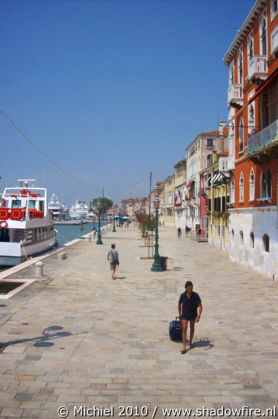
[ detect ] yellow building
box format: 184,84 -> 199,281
207,153 -> 230,250
160,174 -> 175,226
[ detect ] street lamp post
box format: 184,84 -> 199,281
151,186 -> 162,272
112,208 -> 116,232
96,199 -> 103,245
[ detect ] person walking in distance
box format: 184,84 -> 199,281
177,227 -> 182,239
178,281 -> 202,354
107,244 -> 119,280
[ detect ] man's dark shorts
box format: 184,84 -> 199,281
110,263 -> 116,270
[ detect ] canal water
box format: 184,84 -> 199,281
54,222 -> 98,246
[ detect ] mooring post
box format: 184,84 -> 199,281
35,262 -> 43,277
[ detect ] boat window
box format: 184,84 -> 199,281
29,200 -> 36,209
11,200 -> 22,208
39,201 -> 44,212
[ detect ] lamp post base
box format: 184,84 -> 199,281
151,258 -> 163,272
96,238 -> 103,245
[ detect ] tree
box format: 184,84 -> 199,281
92,197 -> 113,213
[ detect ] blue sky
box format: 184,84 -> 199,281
1,0 -> 255,206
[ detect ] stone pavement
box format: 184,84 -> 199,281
0,225 -> 278,419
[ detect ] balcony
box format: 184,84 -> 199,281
246,118 -> 278,164
228,84 -> 243,108
248,55 -> 268,83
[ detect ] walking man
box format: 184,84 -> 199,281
177,227 -> 182,239
107,244 -> 119,280
178,281 -> 202,354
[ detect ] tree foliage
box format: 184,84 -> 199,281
92,197 -> 113,213
135,213 -> 155,231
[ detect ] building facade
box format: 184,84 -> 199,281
224,0 -> 278,277
160,175 -> 175,226
184,124 -> 229,231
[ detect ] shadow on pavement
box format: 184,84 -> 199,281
0,325 -> 87,350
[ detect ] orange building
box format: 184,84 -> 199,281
224,0 -> 278,277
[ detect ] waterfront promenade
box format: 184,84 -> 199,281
0,225 -> 277,418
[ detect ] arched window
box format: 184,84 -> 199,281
239,118 -> 244,152
260,13 -> 267,55
238,48 -> 243,84
230,178 -> 235,203
266,169 -> 272,198
240,230 -> 244,244
239,172 -> 244,202
261,171 -> 266,198
271,0 -> 278,18
263,234 -> 270,252
229,62 -> 234,84
249,169 -> 255,201
248,34 -> 254,63
250,232 -> 255,248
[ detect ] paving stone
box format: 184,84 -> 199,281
0,226 -> 277,416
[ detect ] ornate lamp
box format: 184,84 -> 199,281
151,186 -> 162,272
96,198 -> 103,245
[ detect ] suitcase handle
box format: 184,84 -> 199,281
176,316 -> 181,320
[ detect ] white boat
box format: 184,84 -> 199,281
48,194 -> 69,221
69,200 -> 89,220
0,179 -> 57,266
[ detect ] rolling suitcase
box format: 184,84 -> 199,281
169,317 -> 182,341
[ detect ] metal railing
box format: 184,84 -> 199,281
246,118 -> 278,155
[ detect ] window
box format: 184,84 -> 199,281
207,154 -> 212,168
29,200 -> 36,209
11,200 -> 22,208
229,61 -> 234,84
250,232 -> 255,248
261,171 -> 266,198
260,13 -> 267,55
239,172 -> 244,202
207,138 -> 213,148
260,169 -> 271,199
230,179 -> 235,203
239,118 -> 244,152
266,169 -> 272,198
240,230 -> 244,244
248,34 -> 254,63
222,196 -> 226,212
263,234 -> 270,252
238,48 -> 243,84
248,104 -> 255,136
271,0 -> 278,18
249,169 -> 255,201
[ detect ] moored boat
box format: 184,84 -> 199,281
0,179 -> 57,266
69,200 -> 89,220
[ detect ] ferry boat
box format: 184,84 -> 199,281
69,200 -> 89,220
0,179 -> 57,266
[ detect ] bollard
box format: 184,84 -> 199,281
35,262 -> 43,277
58,251 -> 67,260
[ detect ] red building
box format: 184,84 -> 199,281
224,0 -> 278,277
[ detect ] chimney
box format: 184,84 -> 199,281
218,121 -> 226,135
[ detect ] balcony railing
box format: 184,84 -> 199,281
248,55 -> 268,81
228,84 -> 243,107
246,118 -> 278,156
